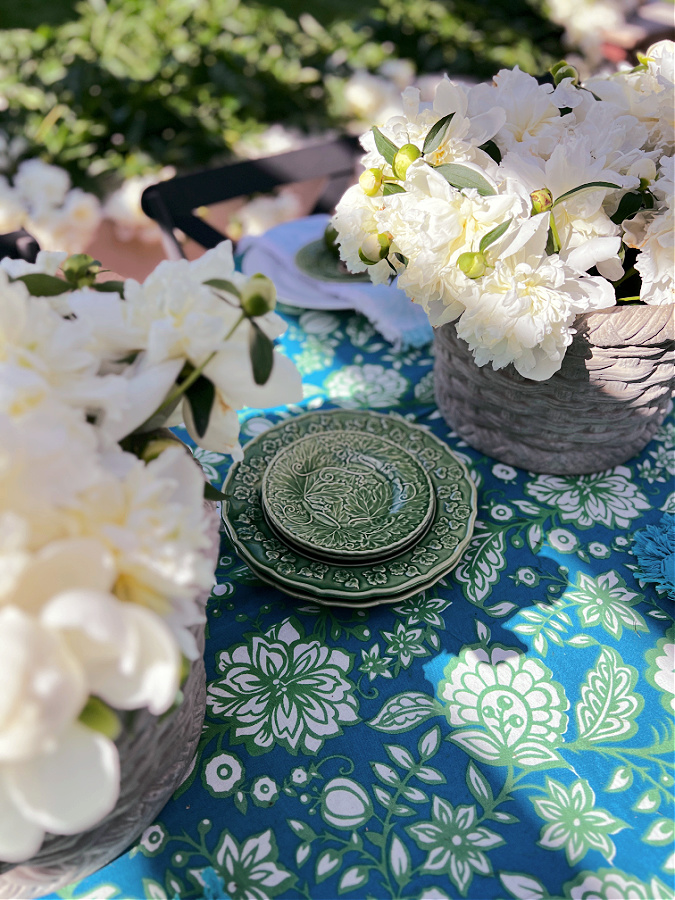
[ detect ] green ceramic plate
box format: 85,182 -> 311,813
261,430 -> 435,564
221,410 -> 477,605
294,239 -> 371,283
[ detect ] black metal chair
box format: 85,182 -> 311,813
140,135 -> 360,260
0,229 -> 40,263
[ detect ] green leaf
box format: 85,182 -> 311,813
453,522 -> 507,605
610,191 -> 646,225
382,182 -> 406,195
553,181 -> 620,206
500,873 -> 550,900
466,760 -> 494,805
185,375 -> 215,439
14,273 -> 71,295
384,744 -> 415,770
338,866 -> 369,894
92,280 -> 125,294
479,139 -> 502,163
315,849 -> 342,883
203,277 -> 241,297
433,163 -> 495,196
418,725 -> 441,761
479,219 -> 511,254
372,126 -> 399,166
287,819 -> 318,842
233,790 -> 248,815
415,765 -> 446,784
643,818 -> 674,846
422,112 -> 455,155
367,692 -> 440,732
204,482 -> 227,501
372,762 -> 400,786
575,647 -> 643,744
249,321 -> 274,385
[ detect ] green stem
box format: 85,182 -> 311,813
548,212 -> 562,254
616,294 -> 640,303
611,266 -> 637,288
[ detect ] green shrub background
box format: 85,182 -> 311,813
0,0 -> 564,194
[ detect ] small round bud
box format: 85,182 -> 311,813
392,143 -> 421,179
241,273 -> 277,316
323,223 -> 340,257
358,232 -> 392,265
359,167 -> 383,196
530,188 -> 554,214
550,60 -> 579,86
79,697 -> 122,740
457,251 -> 487,279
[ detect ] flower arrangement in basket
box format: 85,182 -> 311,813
332,42 -> 674,473
0,244 -> 301,878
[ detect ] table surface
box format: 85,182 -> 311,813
50,302 -> 674,900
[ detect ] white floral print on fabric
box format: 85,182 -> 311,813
532,777 -> 626,865
525,469 -> 651,528
563,867 -> 674,900
206,618 -> 359,754
324,364 -> 408,408
407,797 -> 504,896
203,751 -> 244,798
564,570 -> 647,638
438,643 -> 569,768
645,628 -> 675,715
214,828 -> 294,899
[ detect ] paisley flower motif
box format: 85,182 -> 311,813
439,643 -> 569,768
207,619 -> 359,755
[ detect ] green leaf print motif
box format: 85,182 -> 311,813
575,647 -> 643,745
453,522 -> 507,607
367,692 -> 442,733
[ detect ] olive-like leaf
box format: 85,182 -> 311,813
204,482 -> 227,501
249,321 -> 274,385
479,219 -> 512,254
92,280 -> 125,295
13,273 -> 71,295
383,182 -> 406,195
434,163 -> 495,196
372,126 -> 399,166
553,181 -> 620,206
203,277 -> 241,297
610,191 -> 646,225
422,112 -> 455,155
185,375 -> 215,438
479,139 -> 502,163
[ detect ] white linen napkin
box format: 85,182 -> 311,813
237,215 -> 434,350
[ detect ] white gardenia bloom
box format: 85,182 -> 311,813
103,169 -> 175,244
13,159 -> 71,219
468,67 -> 569,158
65,445 -> 214,655
0,609 -> 118,862
454,216 -> 616,380
41,589 -> 181,716
624,155 -> 675,304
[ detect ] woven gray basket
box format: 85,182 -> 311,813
0,501 -> 220,899
433,303 -> 675,475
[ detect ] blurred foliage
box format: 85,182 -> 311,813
0,0 -> 564,194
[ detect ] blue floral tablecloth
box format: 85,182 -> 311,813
52,306 -> 674,900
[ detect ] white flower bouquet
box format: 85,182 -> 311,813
0,244 -> 301,871
333,41 -> 674,383
0,159 -> 102,256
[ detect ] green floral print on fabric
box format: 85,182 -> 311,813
532,777 -> 626,865
213,828 -> 294,899
525,468 -> 651,529
206,617 -> 359,755
564,570 -> 647,639
645,627 -> 675,715
407,798 -> 504,896
438,643 -> 569,769
325,364 -> 408,408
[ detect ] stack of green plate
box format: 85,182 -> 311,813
221,410 -> 477,608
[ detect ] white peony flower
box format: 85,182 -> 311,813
103,169 -> 175,244
13,159 -> 71,219
454,215 -> 616,380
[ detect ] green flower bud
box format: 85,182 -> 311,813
62,253 -> 101,288
550,60 -> 580,86
241,273 -> 277,316
639,177 -> 651,191
392,143 -> 421,179
359,167 -> 383,196
141,437 -> 181,462
79,696 -> 122,740
358,232 -> 392,265
530,188 -> 554,214
323,222 -> 340,257
457,251 -> 487,279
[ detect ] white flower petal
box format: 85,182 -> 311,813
0,772 -> 45,862
6,722 -> 119,835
